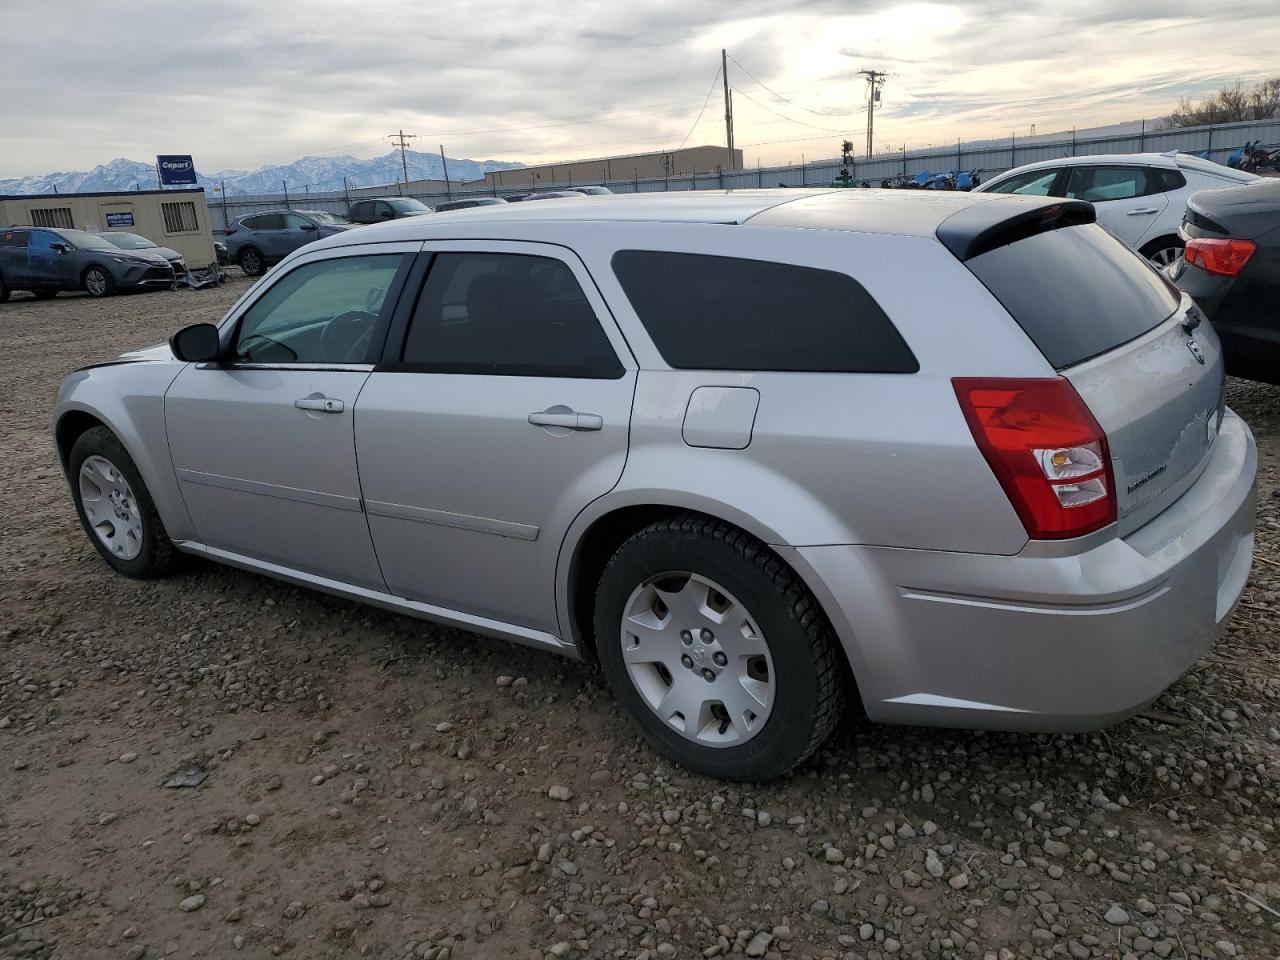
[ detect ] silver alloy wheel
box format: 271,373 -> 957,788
78,455 -> 143,560
620,572 -> 775,747
1147,246 -> 1182,268
85,269 -> 108,296
240,250 -> 261,274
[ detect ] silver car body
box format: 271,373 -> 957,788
54,190 -> 1256,732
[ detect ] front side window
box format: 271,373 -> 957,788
611,251 -> 918,373
401,252 -> 623,378
233,254 -> 406,364
987,169 -> 1060,196
1064,166 -> 1154,202
284,213 -> 313,230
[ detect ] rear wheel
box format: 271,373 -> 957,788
238,247 -> 264,276
1140,236 -> 1184,269
69,426 -> 176,578
594,515 -> 847,781
83,266 -> 115,298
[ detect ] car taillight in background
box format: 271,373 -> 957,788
1184,238 -> 1256,277
224,224 -> 237,236
953,377 -> 1116,540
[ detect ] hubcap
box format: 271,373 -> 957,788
620,572 -> 775,747
78,455 -> 143,560
1148,246 -> 1181,268
86,270 -> 107,296
242,252 -> 260,273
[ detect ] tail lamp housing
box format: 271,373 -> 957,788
953,377 -> 1116,540
1184,237 -> 1256,277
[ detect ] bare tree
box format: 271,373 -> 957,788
1166,76 -> 1280,127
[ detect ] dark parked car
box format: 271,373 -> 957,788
348,197 -> 432,224
223,209 -> 352,276
1167,178 -> 1280,384
0,226 -> 174,300
507,191 -> 582,202
433,197 -> 508,213
94,230 -> 188,274
564,186 -> 614,195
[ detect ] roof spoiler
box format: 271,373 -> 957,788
936,197 -> 1094,261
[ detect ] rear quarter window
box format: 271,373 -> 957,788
964,223 -> 1179,369
610,251 -> 917,373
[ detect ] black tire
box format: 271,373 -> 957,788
33,289 -> 57,300
238,247 -> 265,276
593,514 -> 847,781
0,274 -> 8,303
68,426 -> 176,578
1140,236 -> 1184,269
83,266 -> 115,298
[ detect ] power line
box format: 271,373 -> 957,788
729,85 -> 850,133
726,54 -> 857,118
678,64 -> 723,150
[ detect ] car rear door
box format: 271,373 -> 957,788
1063,165 -> 1168,247
165,244 -> 418,588
354,241 -> 636,634
0,229 -> 32,286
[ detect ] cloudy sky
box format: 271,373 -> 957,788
2,0 -> 1277,178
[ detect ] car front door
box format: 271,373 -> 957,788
1063,165 -> 1168,247
278,213 -> 318,256
28,230 -> 75,288
355,241 -> 636,635
164,244 -> 418,589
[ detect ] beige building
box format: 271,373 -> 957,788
478,145 -> 744,190
0,187 -> 217,265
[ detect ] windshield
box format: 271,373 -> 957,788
99,232 -> 158,250
59,229 -> 121,251
388,199 -> 430,213
301,210 -> 349,225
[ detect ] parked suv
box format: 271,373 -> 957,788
349,197 -> 432,224
53,191 -> 1256,780
223,209 -> 352,276
0,226 -> 175,300
976,153 -> 1256,266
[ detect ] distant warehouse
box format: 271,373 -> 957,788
0,187 -> 217,266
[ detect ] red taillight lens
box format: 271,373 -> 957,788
224,224 -> 237,236
1184,237 -> 1256,277
953,377 -> 1116,540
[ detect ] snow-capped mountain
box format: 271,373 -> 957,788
0,150 -> 523,197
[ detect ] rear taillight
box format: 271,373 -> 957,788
1184,237 -> 1256,277
953,377 -> 1116,540
224,224 -> 237,236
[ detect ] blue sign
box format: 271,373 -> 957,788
156,155 -> 197,186
105,212 -> 134,227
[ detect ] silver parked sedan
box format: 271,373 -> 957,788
53,190 -> 1257,780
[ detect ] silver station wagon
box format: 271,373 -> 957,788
54,190 -> 1257,780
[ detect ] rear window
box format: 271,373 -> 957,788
610,251 -> 917,373
965,223 -> 1179,369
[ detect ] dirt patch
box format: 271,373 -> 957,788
2,283 -> 1278,959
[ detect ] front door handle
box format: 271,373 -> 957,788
294,396 -> 344,414
1125,207 -> 1160,215
528,410 -> 603,431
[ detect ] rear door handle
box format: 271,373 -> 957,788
528,410 -> 603,431
1125,207 -> 1160,215
294,396 -> 344,414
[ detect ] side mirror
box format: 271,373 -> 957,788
299,222 -> 318,231
379,211 -> 394,220
50,242 -> 70,254
170,323 -> 222,362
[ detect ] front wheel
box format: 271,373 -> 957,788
83,266 -> 115,298
594,515 -> 847,781
69,426 -> 176,578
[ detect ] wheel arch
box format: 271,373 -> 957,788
1138,233 -> 1184,261
54,408 -> 109,472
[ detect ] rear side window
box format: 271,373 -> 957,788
243,214 -> 284,231
965,223 -> 1179,369
1064,166 -> 1161,202
0,230 -> 29,248
610,251 -> 917,373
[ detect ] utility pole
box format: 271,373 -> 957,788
439,145 -> 453,200
387,130 -> 419,186
857,69 -> 889,158
722,49 -> 735,171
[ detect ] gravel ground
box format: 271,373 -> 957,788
2,281 -> 1279,960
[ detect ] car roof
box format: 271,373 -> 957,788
988,152 -> 1183,177
316,188 -> 1075,248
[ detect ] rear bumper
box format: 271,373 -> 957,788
793,410 -> 1257,732
1168,259 -> 1280,383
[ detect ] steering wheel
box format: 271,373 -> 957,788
318,310 -> 377,363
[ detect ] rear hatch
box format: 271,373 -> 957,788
955,204 -> 1223,532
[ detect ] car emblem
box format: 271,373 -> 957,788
1186,338 -> 1205,365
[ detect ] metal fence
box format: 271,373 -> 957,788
206,117 -> 1280,233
